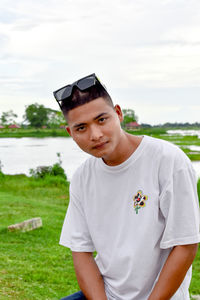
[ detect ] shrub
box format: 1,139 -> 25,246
51,163 -> 66,178
30,166 -> 51,178
29,174 -> 68,187
29,153 -> 67,181
29,164 -> 67,180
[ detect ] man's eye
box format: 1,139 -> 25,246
77,126 -> 85,132
98,117 -> 107,123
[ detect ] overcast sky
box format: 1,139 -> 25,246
0,0 -> 200,125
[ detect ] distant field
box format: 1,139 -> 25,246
0,128 -> 70,138
128,128 -> 200,161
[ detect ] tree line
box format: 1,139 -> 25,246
1,104 -> 200,129
0,104 -> 138,129
0,104 -> 66,128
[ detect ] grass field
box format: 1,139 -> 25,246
0,173 -> 200,299
0,174 -> 78,299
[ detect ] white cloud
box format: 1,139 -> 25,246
0,0 -> 200,124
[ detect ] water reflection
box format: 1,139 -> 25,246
0,137 -> 200,180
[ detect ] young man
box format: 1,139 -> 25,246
53,74 -> 200,300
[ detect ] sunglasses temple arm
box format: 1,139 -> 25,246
53,93 -> 63,111
57,101 -> 63,111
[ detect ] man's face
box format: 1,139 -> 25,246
66,97 -> 123,163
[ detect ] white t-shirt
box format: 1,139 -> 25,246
60,135 -> 200,300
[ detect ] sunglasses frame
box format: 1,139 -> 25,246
53,73 -> 105,110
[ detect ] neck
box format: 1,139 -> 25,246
102,131 -> 143,166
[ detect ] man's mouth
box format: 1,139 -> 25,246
93,141 -> 108,149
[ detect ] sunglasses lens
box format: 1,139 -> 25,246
55,86 -> 72,101
54,74 -> 97,103
77,76 -> 95,90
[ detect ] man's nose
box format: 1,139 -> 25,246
90,125 -> 103,141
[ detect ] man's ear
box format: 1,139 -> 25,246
66,126 -> 71,136
114,105 -> 123,123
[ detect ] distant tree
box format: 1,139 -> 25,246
122,109 -> 138,127
46,108 -> 66,128
0,110 -> 18,125
141,123 -> 152,128
24,103 -> 48,128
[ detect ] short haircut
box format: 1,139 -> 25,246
60,82 -> 114,116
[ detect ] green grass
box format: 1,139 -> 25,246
159,135 -> 200,147
0,128 -> 70,138
0,173 -> 199,298
0,174 -> 78,299
180,147 -> 200,161
126,127 -> 167,136
190,244 -> 200,295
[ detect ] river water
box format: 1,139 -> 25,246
0,137 -> 89,180
0,136 -> 200,180
167,129 -> 200,138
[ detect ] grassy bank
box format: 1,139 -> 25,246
0,173 -> 200,299
0,128 -> 70,138
0,174 -> 78,299
1,127 -> 167,138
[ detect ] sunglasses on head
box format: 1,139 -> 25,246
53,73 -> 106,106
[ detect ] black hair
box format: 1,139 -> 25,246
60,82 -> 114,116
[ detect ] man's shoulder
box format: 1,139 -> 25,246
144,135 -> 178,150
144,135 -> 186,157
143,135 -> 192,171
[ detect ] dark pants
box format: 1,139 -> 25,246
60,291 -> 86,300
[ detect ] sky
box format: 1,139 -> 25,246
0,0 -> 200,125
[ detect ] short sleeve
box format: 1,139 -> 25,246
59,185 -> 96,252
159,164 -> 200,249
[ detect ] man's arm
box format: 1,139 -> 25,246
148,243 -> 198,300
72,251 -> 107,300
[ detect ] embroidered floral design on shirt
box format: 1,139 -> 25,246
133,190 -> 148,214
